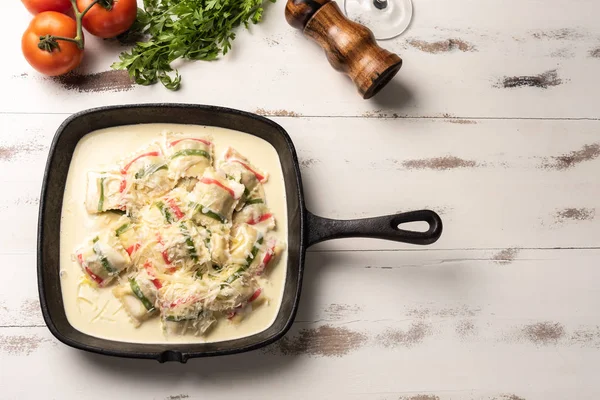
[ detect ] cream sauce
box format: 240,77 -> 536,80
59,123 -> 288,344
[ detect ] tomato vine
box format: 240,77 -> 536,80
37,0 -> 113,51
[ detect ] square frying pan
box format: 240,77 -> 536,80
38,104 -> 443,362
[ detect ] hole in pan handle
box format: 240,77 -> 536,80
306,209 -> 443,247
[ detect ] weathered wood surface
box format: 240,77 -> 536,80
1,0 -> 600,398
1,115 -> 598,252
3,250 -> 600,399
2,1 -> 600,117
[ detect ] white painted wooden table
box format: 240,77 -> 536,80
1,0 -> 599,398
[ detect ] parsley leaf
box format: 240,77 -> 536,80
111,0 -> 274,90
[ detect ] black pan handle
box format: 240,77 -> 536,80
306,209 -> 443,247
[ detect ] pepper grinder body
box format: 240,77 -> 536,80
285,0 -> 402,99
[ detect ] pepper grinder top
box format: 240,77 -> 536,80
285,0 -> 403,99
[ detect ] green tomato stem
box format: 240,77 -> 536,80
39,0 -> 101,52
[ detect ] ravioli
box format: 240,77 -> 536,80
188,168 -> 245,225
219,147 -> 268,210
113,271 -> 159,327
119,143 -> 175,209
164,133 -> 214,179
85,171 -> 125,214
72,133 -> 284,337
75,232 -> 132,287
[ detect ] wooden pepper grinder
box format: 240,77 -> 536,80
285,0 -> 402,99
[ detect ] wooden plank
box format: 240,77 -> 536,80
1,114 -> 598,253
3,0 -> 600,118
2,249 -> 600,399
6,248 -> 600,326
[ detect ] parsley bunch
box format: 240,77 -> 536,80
112,0 -> 273,90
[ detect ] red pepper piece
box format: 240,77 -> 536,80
85,267 -> 104,285
77,253 -> 104,285
248,288 -> 262,303
120,151 -> 160,193
232,160 -> 266,182
121,151 -> 161,174
126,243 -> 140,256
256,245 -> 276,276
156,233 -> 172,265
248,213 -> 273,225
143,262 -> 162,289
167,198 -> 185,220
169,138 -> 211,147
169,295 -> 199,308
200,177 -> 235,198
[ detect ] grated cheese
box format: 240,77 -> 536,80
75,136 -> 285,336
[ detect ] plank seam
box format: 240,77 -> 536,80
0,111 -> 599,121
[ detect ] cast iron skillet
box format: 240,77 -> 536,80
38,104 -> 443,362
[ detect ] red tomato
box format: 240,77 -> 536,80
22,12 -> 84,76
77,0 -> 137,39
22,0 -> 72,14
